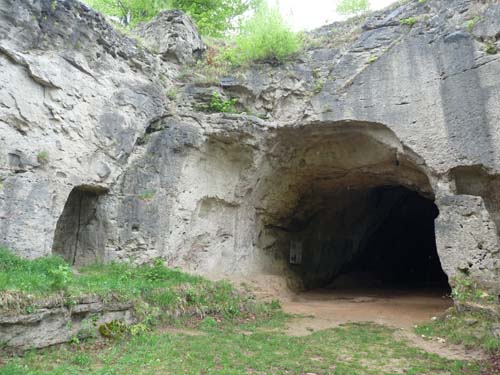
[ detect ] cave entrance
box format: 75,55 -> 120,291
52,186 -> 108,266
280,185 -> 451,327
287,185 -> 449,293
255,122 -> 452,324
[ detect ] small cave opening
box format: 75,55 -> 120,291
52,186 -> 108,266
284,185 -> 450,294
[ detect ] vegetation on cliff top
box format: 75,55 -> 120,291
221,4 -> 301,65
83,0 -> 260,36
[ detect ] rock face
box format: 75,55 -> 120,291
135,10 -> 206,64
1,0 -> 499,294
0,297 -> 134,350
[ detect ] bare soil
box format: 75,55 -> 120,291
279,287 -> 487,361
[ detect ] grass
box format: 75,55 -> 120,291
416,309 -> 500,353
0,249 -> 271,323
414,275 -> 500,354
0,250 -> 496,374
1,321 -> 486,375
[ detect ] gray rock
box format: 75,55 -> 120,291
0,0 -> 499,296
134,10 -> 205,64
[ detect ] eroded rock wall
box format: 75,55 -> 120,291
0,0 -> 499,292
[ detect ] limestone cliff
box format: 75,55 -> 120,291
1,0 -> 499,292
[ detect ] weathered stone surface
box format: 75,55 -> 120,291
0,0 -> 499,293
0,298 -> 134,350
135,10 -> 205,64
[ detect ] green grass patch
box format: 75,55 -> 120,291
0,249 -> 276,325
2,322 -> 484,374
416,309 -> 500,353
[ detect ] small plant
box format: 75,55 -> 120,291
138,190 -> 155,201
485,42 -> 497,55
37,150 -> 49,164
367,55 -> 378,64
48,264 -> 72,291
450,275 -> 496,303
72,353 -> 91,366
208,92 -> 237,113
400,17 -> 417,27
129,322 -> 149,336
99,320 -> 127,339
166,88 -> 177,100
465,16 -> 480,32
312,79 -> 324,94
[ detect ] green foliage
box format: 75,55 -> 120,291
208,92 -> 237,113
72,353 -> 91,366
138,190 -> 155,200
465,16 -> 481,32
485,42 -> 497,55
312,79 -> 324,94
451,275 -> 496,303
99,320 -> 127,338
36,150 -> 49,164
416,310 -> 500,353
84,0 -> 170,26
48,264 -> 72,291
222,4 -> 302,65
0,248 -> 70,296
170,0 -> 260,37
400,17 -> 417,27
336,0 -> 370,16
83,0 -> 258,35
166,88 -> 177,100
367,55 -> 378,63
3,322 -> 482,374
0,249 -> 269,325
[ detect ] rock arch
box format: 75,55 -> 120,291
252,121 -> 448,290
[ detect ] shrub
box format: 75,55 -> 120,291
400,17 -> 417,27
223,4 -> 301,65
336,0 -> 370,16
208,92 -> 237,113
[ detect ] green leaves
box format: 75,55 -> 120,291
172,0 -> 260,36
223,4 -> 301,65
84,0 -> 258,36
208,92 -> 237,113
336,0 -> 370,16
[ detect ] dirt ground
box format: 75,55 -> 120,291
280,287 -> 487,361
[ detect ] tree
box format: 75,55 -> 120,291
84,0 -> 259,36
336,0 -> 370,16
171,0 -> 260,37
85,0 -> 171,26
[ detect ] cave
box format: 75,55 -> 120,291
255,122 -> 451,296
52,186 -> 108,266
285,186 -> 449,292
